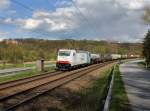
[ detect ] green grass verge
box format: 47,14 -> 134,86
0,63 -> 34,69
0,66 -> 55,84
110,65 -> 131,111
65,66 -> 113,111
137,61 -> 146,68
137,61 -> 150,70
0,62 -> 55,69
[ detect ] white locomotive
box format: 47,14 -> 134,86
56,49 -> 91,70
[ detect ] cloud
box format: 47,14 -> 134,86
1,0 -> 149,42
54,0 -> 72,7
115,0 -> 150,10
0,31 -> 8,41
0,31 -> 7,35
0,0 -> 10,9
16,18 -> 43,30
13,7 -> 78,32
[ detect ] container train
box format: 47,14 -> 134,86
56,49 -> 124,70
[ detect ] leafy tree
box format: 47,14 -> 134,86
0,47 -> 7,68
117,48 -> 127,55
143,30 -> 150,67
37,49 -> 45,60
7,44 -> 24,64
0,39 -> 142,64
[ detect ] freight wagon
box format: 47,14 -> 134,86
104,54 -> 112,61
111,54 -> 121,60
90,54 -> 102,64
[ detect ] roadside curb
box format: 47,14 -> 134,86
103,65 -> 116,111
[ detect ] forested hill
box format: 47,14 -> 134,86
0,38 -> 142,63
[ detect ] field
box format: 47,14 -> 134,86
0,63 -> 34,69
0,66 -> 55,83
0,61 -> 55,70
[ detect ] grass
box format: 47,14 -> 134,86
137,61 -> 150,70
65,66 -> 113,111
137,61 -> 146,68
110,65 -> 131,111
0,63 -> 34,69
0,61 -> 56,70
0,66 -> 55,84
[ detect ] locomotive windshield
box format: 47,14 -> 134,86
58,51 -> 70,56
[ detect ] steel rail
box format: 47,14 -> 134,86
0,70 -> 61,90
0,62 -> 113,111
0,64 -> 100,102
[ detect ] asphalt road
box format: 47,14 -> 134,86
120,60 -> 150,111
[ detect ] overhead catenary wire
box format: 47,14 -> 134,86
11,0 -> 34,11
0,16 -> 6,19
10,0 -> 54,38
69,0 -> 99,37
47,0 -> 83,39
48,0 -> 96,38
11,0 -> 76,39
47,0 -> 59,7
9,0 -> 99,39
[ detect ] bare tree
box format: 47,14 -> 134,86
143,7 -> 150,24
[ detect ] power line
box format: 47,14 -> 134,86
69,0 -> 99,37
10,0 -> 53,38
0,16 -> 6,20
47,0 -> 59,7
48,0 -> 84,39
70,0 -> 91,25
11,0 -> 96,38
10,0 -> 99,39
47,0 -> 97,39
11,0 -> 34,11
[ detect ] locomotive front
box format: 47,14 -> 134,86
56,49 -> 76,70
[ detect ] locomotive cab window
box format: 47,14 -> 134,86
58,51 -> 70,56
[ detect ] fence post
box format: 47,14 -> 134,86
36,59 -> 44,72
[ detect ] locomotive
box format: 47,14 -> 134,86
56,49 -> 90,70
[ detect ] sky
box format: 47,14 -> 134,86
0,0 -> 149,42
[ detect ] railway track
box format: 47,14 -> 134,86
0,62 -> 113,111
0,70 -> 63,91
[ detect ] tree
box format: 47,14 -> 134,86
37,49 -> 45,60
0,39 -> 143,63
117,48 -> 127,55
143,7 -> 150,24
0,47 -> 7,68
143,30 -> 150,67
